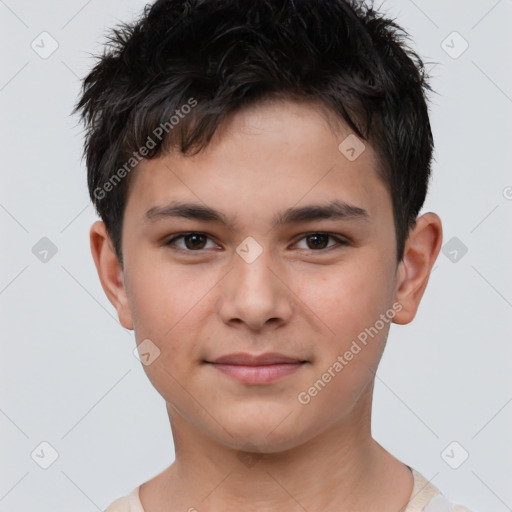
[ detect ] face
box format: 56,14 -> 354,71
92,99 -> 437,453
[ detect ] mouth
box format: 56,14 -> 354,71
204,352 -> 308,385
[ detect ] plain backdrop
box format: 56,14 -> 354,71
1,1 -> 511,511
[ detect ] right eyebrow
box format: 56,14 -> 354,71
144,202 -> 234,228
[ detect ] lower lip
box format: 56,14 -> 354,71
208,362 -> 304,384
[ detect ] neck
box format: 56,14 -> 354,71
141,389 -> 413,512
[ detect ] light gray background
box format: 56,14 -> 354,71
1,1 -> 511,511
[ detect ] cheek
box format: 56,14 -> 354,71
293,252 -> 396,405
294,265 -> 391,423
125,264 -> 211,388
296,256 -> 393,338
127,260 -> 211,337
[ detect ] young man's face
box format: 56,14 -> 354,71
92,99 -> 438,453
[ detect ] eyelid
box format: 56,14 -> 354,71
291,232 -> 349,251
165,232 -> 220,251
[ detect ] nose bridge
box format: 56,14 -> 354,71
218,238 -> 292,330
236,245 -> 274,294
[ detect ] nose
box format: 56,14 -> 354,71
216,244 -> 294,332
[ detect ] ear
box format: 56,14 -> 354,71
89,220 -> 134,330
392,213 -> 443,325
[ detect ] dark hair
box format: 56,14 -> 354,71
73,0 -> 436,268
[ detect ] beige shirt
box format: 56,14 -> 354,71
104,468 -> 474,512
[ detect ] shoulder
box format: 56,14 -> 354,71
103,496 -> 130,512
423,495 -> 476,512
407,469 -> 476,512
103,486 -> 144,512
452,505 -> 475,512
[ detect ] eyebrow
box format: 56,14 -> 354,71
144,199 -> 370,229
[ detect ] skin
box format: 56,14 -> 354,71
90,98 -> 442,512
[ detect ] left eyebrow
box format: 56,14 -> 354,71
274,200 -> 370,227
143,199 -> 370,229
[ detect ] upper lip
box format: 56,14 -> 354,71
208,352 -> 305,365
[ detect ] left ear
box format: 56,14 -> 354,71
392,213 -> 443,325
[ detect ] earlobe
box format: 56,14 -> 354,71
89,221 -> 134,330
392,213 -> 443,325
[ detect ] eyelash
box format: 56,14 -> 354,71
164,232 -> 349,253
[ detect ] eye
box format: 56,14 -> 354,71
294,233 -> 348,251
164,232 -> 218,251
164,232 -> 349,253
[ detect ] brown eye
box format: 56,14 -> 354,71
305,234 -> 330,250
294,233 -> 348,251
183,234 -> 207,250
165,233 -> 216,251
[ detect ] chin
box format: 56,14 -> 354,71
223,432 -> 303,455
214,408 -> 311,454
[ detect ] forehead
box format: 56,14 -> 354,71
124,99 -> 391,228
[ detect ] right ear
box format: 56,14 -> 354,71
89,221 -> 134,330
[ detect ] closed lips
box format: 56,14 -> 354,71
207,352 -> 306,365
